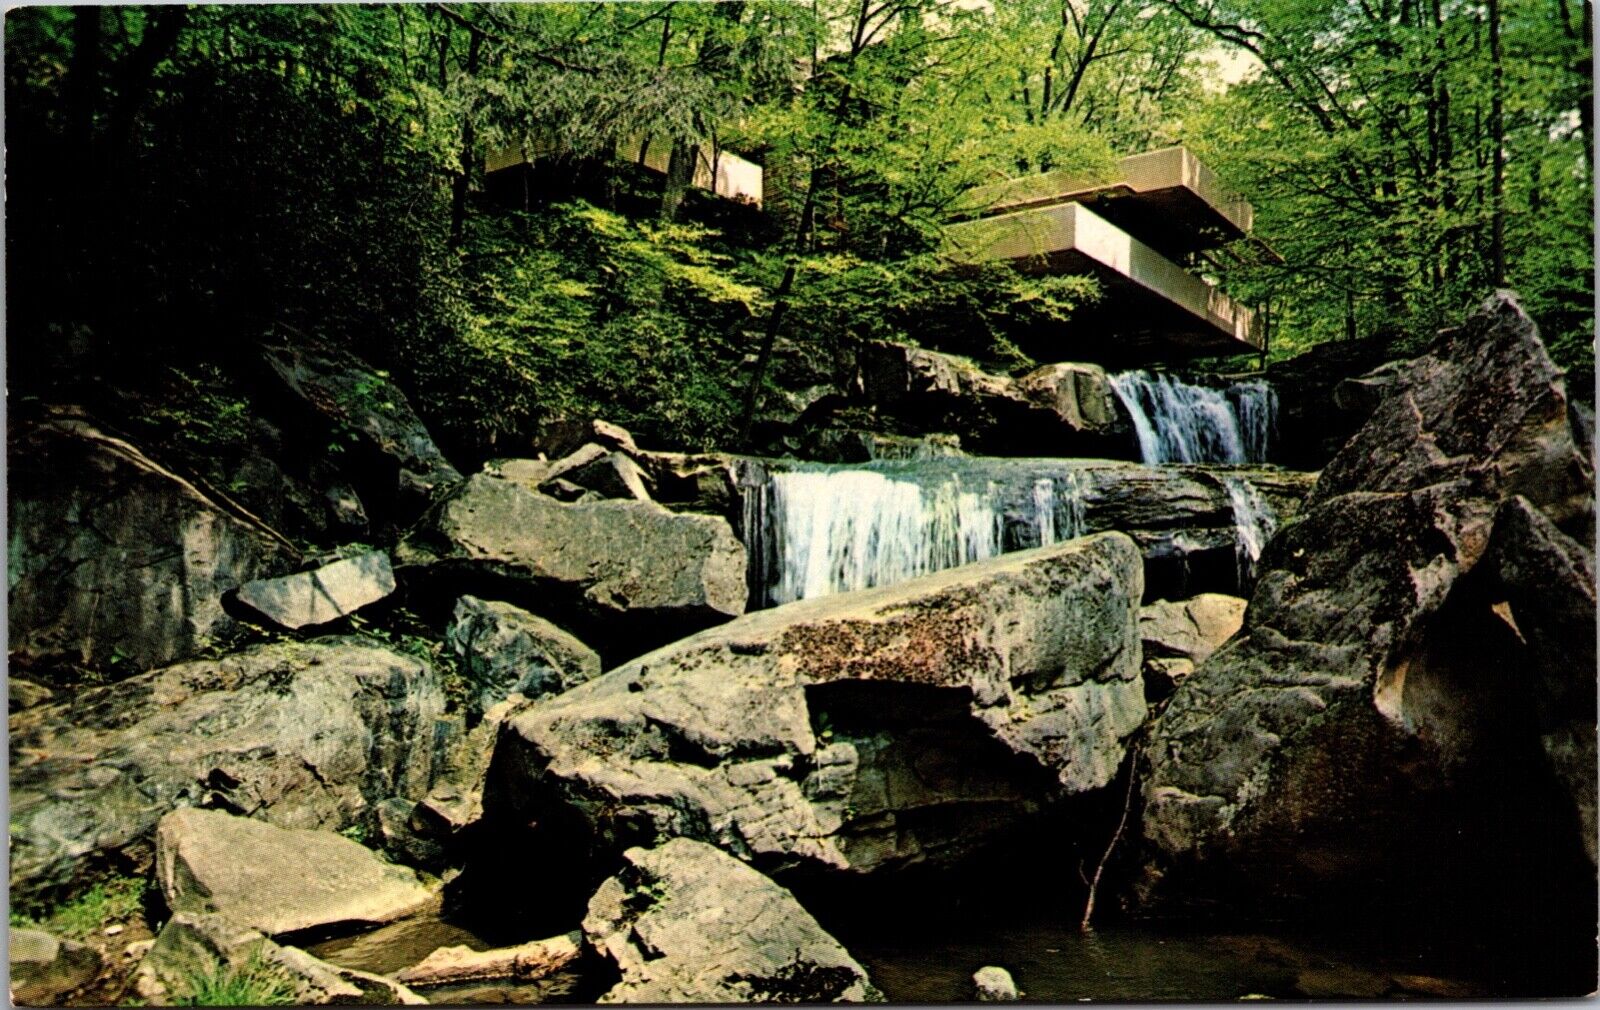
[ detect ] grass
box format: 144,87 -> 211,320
10,875 -> 148,940
173,952 -> 298,1007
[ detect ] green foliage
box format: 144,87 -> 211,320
172,951 -> 298,1007
1174,0 -> 1593,381
11,875 -> 148,939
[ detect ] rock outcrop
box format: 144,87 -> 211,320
9,638 -> 442,904
261,338 -> 462,527
156,808 -> 435,937
235,550 -> 396,630
7,414 -> 300,677
481,533 -> 1144,911
857,342 -> 1132,458
1140,293 -> 1596,914
583,838 -> 881,1003
446,596 -> 602,719
134,912 -> 427,1005
398,473 -> 747,662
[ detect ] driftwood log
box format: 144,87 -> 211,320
394,932 -> 582,986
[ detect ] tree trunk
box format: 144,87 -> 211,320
1488,0 -> 1505,286
449,27 -> 483,247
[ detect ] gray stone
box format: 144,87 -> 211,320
446,596 -> 601,719
9,927 -> 103,1005
7,415 -> 299,677
973,966 -> 1019,1001
564,451 -> 655,501
235,551 -> 395,630
9,638 -> 443,905
1015,361 -> 1121,431
1140,594 -> 1245,669
485,533 -> 1145,883
541,442 -> 611,485
9,678 -> 54,711
583,838 -> 881,1003
133,912 -> 426,1005
1140,292 -> 1596,909
397,474 -> 747,662
486,457 -> 554,490
261,340 -> 461,524
857,342 -> 1132,457
156,808 -> 434,937
1481,495 -> 1598,865
590,419 -> 641,456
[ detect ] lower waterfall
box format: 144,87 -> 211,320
1110,371 -> 1277,464
742,461 -> 1085,607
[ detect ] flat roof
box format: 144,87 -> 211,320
944,199 -> 1262,363
954,146 -> 1252,258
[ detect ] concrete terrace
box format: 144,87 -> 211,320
487,136 -> 763,206
945,146 -> 1264,362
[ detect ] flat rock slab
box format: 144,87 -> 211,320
236,551 -> 396,629
134,911 -> 426,1005
583,838 -> 881,1003
157,808 -> 434,937
9,637 -> 442,906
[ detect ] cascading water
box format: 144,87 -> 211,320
1223,475 -> 1278,587
1110,371 -> 1277,464
743,462 -> 1087,607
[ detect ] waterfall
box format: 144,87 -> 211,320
744,463 -> 1088,606
1223,475 -> 1278,587
1109,371 -> 1277,464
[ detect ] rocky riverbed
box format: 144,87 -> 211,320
8,293 -> 1595,1004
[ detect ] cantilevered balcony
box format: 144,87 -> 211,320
944,146 -> 1264,363
486,136 -> 763,206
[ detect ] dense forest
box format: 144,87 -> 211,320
6,0 -> 1593,460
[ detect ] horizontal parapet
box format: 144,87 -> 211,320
945,199 -> 1262,360
954,146 -> 1251,258
486,135 -> 763,206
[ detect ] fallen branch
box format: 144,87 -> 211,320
1080,743 -> 1140,933
394,932 -> 581,987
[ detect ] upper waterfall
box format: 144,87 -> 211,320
1109,371 -> 1277,464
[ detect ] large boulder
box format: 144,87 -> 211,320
7,414 -> 300,677
480,533 -> 1144,914
1140,293 -> 1596,918
583,838 -> 881,1003
261,338 -> 462,527
9,638 -> 443,905
134,912 -> 426,1005
397,473 -> 747,663
446,596 -> 602,720
156,808 -> 434,937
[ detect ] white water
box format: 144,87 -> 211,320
1223,475 -> 1278,586
1110,371 -> 1277,464
748,465 -> 1087,606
